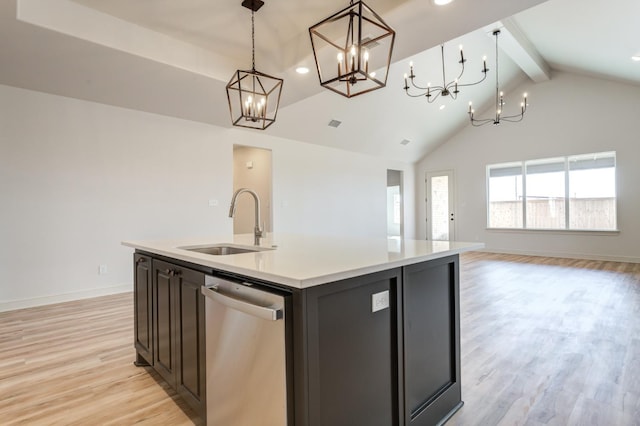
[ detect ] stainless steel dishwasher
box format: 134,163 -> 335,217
201,275 -> 287,426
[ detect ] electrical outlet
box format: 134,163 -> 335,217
208,199 -> 219,207
99,265 -> 108,275
371,290 -> 389,313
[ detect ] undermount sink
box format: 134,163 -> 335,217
179,244 -> 273,256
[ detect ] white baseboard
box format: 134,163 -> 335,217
479,248 -> 640,264
0,284 -> 132,313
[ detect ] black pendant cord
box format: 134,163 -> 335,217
494,30 -> 500,122
441,45 -> 447,90
251,9 -> 256,72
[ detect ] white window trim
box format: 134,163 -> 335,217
486,152 -> 617,232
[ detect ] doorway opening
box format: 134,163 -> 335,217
232,145 -> 273,234
387,170 -> 403,240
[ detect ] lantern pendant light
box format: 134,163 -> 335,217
309,0 -> 396,98
226,0 -> 283,130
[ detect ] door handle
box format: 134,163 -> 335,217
201,286 -> 283,321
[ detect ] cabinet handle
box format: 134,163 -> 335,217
136,257 -> 147,264
165,268 -> 182,277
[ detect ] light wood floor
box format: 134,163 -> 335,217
0,293 -> 201,425
1,252 -> 639,425
451,252 -> 640,426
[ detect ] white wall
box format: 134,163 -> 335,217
0,84 -> 415,310
416,71 -> 640,262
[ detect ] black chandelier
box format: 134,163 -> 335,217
226,0 -> 283,130
468,30 -> 528,126
309,0 -> 395,98
403,44 -> 488,102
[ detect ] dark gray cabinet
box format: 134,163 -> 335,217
174,266 -> 207,414
134,251 -> 462,426
302,268 -> 402,426
133,253 -> 153,366
134,256 -> 206,418
293,256 -> 461,426
403,255 -> 461,425
152,260 -> 178,387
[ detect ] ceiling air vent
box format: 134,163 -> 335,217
361,36 -> 380,49
400,139 -> 411,145
328,119 -> 342,128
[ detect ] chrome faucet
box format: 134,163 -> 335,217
229,188 -> 263,245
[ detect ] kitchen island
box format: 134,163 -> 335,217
123,234 -> 483,426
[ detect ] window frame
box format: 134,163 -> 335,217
486,151 -> 618,232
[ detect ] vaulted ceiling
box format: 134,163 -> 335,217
1,0 -> 639,163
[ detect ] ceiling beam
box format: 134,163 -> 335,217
489,18 -> 551,83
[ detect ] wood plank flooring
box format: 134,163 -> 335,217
0,293 -> 201,425
450,252 -> 640,426
1,252 -> 639,425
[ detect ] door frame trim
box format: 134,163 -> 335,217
425,170 -> 456,241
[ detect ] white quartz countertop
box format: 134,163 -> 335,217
122,234 -> 484,289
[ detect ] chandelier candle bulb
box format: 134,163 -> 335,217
459,44 -> 464,63
364,50 -> 369,74
350,45 -> 356,73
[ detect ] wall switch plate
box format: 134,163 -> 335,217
371,290 -> 389,313
98,264 -> 108,275
208,199 -> 219,207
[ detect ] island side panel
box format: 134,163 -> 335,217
304,268 -> 402,426
403,254 -> 462,425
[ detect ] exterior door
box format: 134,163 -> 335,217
426,170 -> 455,241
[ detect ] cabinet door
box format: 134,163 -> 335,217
134,254 -> 153,365
153,260 -> 178,388
305,268 -> 402,426
403,255 -> 461,425
175,266 -> 206,417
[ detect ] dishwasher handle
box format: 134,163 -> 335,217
201,285 -> 283,321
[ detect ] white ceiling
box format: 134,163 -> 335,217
1,0 -> 639,162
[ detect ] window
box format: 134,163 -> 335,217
525,157 -> 566,229
487,152 -> 616,231
487,163 -> 523,228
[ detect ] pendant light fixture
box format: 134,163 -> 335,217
226,0 -> 283,130
403,44 -> 488,102
468,30 -> 528,126
309,0 -> 396,98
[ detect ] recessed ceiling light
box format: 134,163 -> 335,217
433,0 -> 454,5
631,55 -> 640,62
439,105 -> 446,110
296,66 -> 310,74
